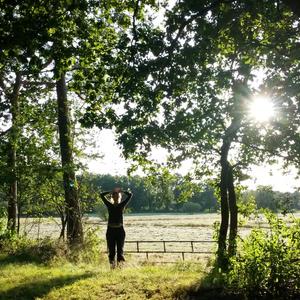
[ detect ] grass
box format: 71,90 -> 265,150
7,212 -> 300,299
0,254 -> 206,300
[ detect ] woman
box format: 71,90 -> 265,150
100,187 -> 132,268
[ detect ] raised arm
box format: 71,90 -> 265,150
100,191 -> 112,207
119,191 -> 133,208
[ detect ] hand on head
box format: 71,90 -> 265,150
111,187 -> 122,203
112,187 -> 121,194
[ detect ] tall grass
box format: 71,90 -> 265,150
0,254 -> 204,300
0,219 -> 206,300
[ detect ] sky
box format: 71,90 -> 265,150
86,129 -> 299,193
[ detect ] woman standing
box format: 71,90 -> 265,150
100,187 -> 132,268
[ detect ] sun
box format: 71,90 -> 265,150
249,96 -> 275,122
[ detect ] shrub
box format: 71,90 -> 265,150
180,202 -> 202,213
0,222 -> 105,265
0,210 -> 6,234
226,211 -> 300,299
0,232 -> 68,263
68,227 -> 106,264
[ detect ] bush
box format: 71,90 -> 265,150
0,233 -> 67,263
0,224 -> 105,265
68,227 -> 106,264
226,211 -> 300,299
180,202 -> 202,213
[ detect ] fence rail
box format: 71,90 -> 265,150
125,240 -> 216,260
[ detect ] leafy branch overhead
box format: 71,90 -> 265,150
79,0 -> 300,267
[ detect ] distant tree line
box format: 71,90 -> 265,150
83,175 -> 300,214
242,185 -> 300,213
80,173 -> 219,214
1,172 -> 299,223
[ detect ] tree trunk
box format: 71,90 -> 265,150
7,72 -> 21,232
7,147 -> 18,231
59,214 -> 67,240
56,71 -> 83,245
17,202 -> 21,234
227,164 -> 238,257
217,159 -> 229,269
217,116 -> 241,270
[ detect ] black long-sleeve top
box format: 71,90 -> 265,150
100,191 -> 132,227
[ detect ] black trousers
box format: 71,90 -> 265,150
106,226 -> 126,263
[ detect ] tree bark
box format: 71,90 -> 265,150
59,214 -> 67,240
17,202 -> 21,234
7,72 -> 21,232
217,158 -> 229,269
217,116 -> 240,270
227,164 -> 238,257
56,71 -> 83,245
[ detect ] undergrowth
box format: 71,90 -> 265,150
0,220 -> 106,265
226,211 -> 300,299
179,211 -> 300,300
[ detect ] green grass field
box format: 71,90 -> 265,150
2,212 -> 299,299
0,214 -> 218,299
0,254 -> 205,300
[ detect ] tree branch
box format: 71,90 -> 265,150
41,57 -> 54,71
132,0 -> 140,42
168,0 -> 235,54
241,142 -> 292,163
282,0 -> 300,17
22,80 -> 55,89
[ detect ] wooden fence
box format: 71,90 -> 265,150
124,240 -> 216,261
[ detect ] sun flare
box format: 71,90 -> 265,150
249,96 -> 275,122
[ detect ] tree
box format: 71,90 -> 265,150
255,186 -> 278,211
0,0 -> 60,233
0,0 -> 149,244
78,0 -> 258,266
2,73 -> 21,232
191,186 -> 218,213
48,0 -> 159,244
80,0 -> 300,268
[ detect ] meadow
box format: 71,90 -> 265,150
1,214 -> 221,300
19,212 -> 300,262
0,256 -> 206,300
1,212 -> 299,299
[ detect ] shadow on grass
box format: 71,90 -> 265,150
0,272 -> 94,300
173,285 -> 243,300
173,279 -> 300,300
172,265 -> 243,300
0,253 -> 46,266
